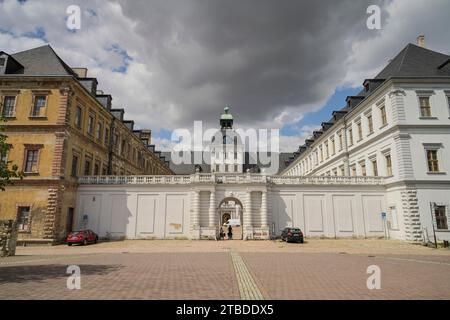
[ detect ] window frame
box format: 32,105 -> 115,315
416,90 -> 436,119
87,113 -> 95,136
385,153 -> 392,177
1,95 -> 17,118
434,205 -> 448,230
75,105 -> 83,129
23,145 -> 43,174
71,153 -> 79,177
17,206 -> 31,232
423,143 -> 444,174
30,93 -> 49,118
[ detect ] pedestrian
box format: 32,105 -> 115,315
228,225 -> 233,240
219,227 -> 225,240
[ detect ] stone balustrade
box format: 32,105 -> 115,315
79,174 -> 385,186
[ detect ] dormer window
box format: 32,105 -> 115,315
364,83 -> 370,92
0,57 -> 6,66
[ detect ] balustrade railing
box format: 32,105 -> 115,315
79,174 -> 385,185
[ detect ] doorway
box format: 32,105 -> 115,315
218,197 -> 243,240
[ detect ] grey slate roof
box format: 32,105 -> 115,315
9,45 -> 78,76
161,151 -> 292,175
375,43 -> 450,79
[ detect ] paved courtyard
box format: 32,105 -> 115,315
1,239 -> 450,300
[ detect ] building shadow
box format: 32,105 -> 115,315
0,264 -> 121,284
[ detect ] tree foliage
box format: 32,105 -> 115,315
0,117 -> 22,191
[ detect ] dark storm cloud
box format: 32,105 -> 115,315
117,0 -> 387,128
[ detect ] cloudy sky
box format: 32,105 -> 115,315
1,0 -> 450,151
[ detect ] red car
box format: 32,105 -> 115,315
67,230 -> 98,246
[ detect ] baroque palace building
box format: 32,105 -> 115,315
0,45 -> 172,244
75,38 -> 450,244
2,37 -> 450,245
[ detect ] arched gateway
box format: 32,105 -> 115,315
217,197 -> 244,240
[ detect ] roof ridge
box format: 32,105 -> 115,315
11,44 -> 51,55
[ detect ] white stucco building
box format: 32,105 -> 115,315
76,39 -> 450,244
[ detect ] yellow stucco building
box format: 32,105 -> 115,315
0,45 -> 172,244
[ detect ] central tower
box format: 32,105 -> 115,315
211,107 -> 244,173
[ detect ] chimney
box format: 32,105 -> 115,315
417,35 -> 425,48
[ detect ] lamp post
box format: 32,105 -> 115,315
430,202 -> 438,248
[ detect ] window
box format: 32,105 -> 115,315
330,138 -> 335,155
102,165 -> 107,175
104,128 -> 110,146
17,206 -> 30,231
94,161 -> 100,175
0,57 -> 6,66
319,146 -> 323,162
419,96 -> 432,117
435,205 -> 448,230
338,132 -> 343,151
96,122 -> 103,141
380,105 -> 387,126
234,165 -> 238,172
447,96 -> 450,115
1,144 -> 11,164
215,165 -> 219,172
385,154 -> 392,176
356,122 -> 362,141
87,114 -> 94,135
71,155 -> 79,177
367,114 -> 373,134
351,165 -> 356,176
225,164 -> 229,172
426,149 -> 439,172
332,168 -> 338,176
340,166 -> 345,176
75,106 -> 82,128
372,159 -> 378,176
360,161 -> 366,176
2,96 -> 16,117
234,152 -> 237,160
24,149 -> 39,173
84,159 -> 92,175
31,95 -> 47,117
348,128 -> 353,146
324,141 -> 329,159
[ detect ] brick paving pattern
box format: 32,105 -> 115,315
0,240 -> 449,300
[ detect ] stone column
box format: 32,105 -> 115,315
261,191 -> 268,228
208,190 -> 216,227
244,190 -> 253,239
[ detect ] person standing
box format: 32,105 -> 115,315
228,225 -> 233,240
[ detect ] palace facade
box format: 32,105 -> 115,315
76,38 -> 450,244
0,45 -> 172,244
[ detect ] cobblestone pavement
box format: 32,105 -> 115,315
0,240 -> 449,300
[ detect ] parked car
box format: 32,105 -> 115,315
281,227 -> 304,243
67,230 -> 98,246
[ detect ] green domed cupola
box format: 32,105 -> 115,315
220,106 -> 233,129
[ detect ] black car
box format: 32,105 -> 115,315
281,227 -> 304,243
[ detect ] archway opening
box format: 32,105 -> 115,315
218,197 -> 243,240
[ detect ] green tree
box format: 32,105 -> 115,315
0,116 -> 22,191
